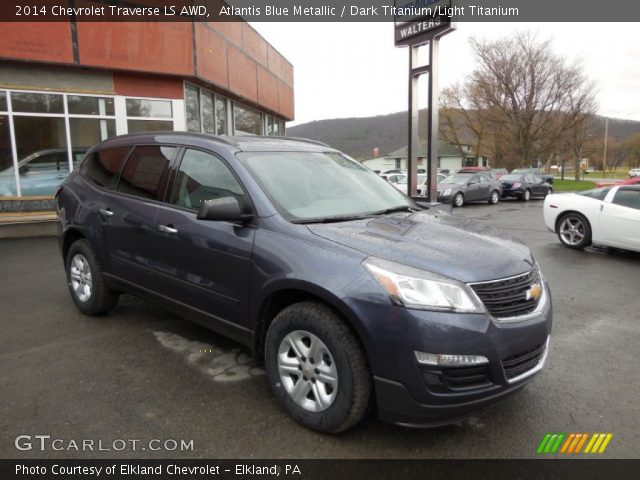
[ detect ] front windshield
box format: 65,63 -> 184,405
238,151 -> 414,222
440,173 -> 473,184
501,174 -> 524,182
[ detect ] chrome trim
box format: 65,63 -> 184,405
466,268 -> 547,324
505,336 -> 550,384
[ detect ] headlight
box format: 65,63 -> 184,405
363,257 -> 484,313
512,182 -> 522,188
442,188 -> 451,196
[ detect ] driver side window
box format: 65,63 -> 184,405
171,149 -> 245,211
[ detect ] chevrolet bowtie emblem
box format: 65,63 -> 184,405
526,283 -> 542,301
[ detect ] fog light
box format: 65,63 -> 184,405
415,351 -> 489,367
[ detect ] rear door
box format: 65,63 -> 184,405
152,148 -> 255,329
99,145 -> 177,286
600,188 -> 640,250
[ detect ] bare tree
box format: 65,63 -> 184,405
463,31 -> 598,170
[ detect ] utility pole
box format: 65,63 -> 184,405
602,117 -> 608,177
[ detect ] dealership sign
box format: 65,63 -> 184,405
394,0 -> 454,46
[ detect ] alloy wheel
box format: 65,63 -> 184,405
69,254 -> 93,302
559,217 -> 586,246
277,330 -> 338,412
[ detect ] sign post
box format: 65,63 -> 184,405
395,1 -> 455,202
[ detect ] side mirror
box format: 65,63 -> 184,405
196,197 -> 253,223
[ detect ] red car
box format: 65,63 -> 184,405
595,177 -> 640,188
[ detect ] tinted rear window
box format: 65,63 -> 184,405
579,188 -> 610,200
115,146 -> 176,201
82,147 -> 130,188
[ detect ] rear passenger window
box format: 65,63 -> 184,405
116,146 -> 176,201
612,189 -> 640,210
82,147 -> 130,188
171,149 -> 245,211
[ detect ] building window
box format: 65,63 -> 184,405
11,92 -> 64,114
126,97 -> 174,133
201,91 -> 215,135
67,95 -> 115,116
215,96 -> 227,135
234,104 -> 261,136
0,91 -> 7,111
0,113 -> 15,196
185,84 -> 201,133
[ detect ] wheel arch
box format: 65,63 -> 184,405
554,209 -> 591,233
253,282 -> 369,364
62,228 -> 86,262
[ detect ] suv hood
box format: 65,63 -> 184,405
307,211 -> 534,283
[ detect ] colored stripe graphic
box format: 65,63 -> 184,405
540,433 -> 613,454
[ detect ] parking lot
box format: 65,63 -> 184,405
1,199 -> 638,459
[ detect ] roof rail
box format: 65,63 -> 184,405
285,136 -> 331,148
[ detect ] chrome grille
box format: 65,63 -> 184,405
469,268 -> 542,318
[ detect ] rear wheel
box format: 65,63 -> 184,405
488,190 -> 500,205
265,302 -> 372,433
65,239 -> 119,315
557,213 -> 592,249
453,192 -> 464,208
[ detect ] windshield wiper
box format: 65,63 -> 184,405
291,214 -> 373,224
370,205 -> 417,216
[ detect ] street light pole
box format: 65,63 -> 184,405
602,117 -> 608,178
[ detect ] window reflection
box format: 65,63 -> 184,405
126,99 -> 172,118
11,92 -> 64,114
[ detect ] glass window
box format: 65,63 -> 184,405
579,188 -> 610,200
126,99 -> 172,118
82,148 -> 131,189
234,104 -> 261,135
127,120 -> 174,134
185,84 -> 201,132
11,92 -> 64,114
612,189 -> 640,210
0,114 -> 16,196
116,146 -> 176,200
67,96 -> 115,116
201,92 -> 215,135
13,116 -> 68,196
0,92 -> 6,112
171,149 -> 244,211
70,118 -> 116,149
215,96 -> 227,135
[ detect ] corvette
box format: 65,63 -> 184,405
543,185 -> 640,251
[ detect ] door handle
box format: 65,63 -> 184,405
99,208 -> 114,218
158,224 -> 178,234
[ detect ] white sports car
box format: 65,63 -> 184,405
543,185 -> 640,251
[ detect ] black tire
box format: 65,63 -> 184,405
488,190 -> 500,205
545,187 -> 553,197
65,239 -> 119,315
556,212 -> 592,249
452,192 -> 464,208
265,301 -> 372,433
521,189 -> 531,202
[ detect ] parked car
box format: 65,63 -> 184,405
595,177 -> 640,188
380,172 -> 406,186
511,168 -> 554,185
629,168 -> 640,178
543,185 -> 640,251
395,173 -> 447,196
0,148 -> 87,196
491,168 -> 508,179
500,173 -> 552,201
57,133 -> 552,433
437,172 -> 503,207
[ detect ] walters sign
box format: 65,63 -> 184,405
394,0 -> 454,45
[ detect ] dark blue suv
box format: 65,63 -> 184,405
56,133 -> 552,433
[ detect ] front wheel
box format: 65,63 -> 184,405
453,192 -> 464,208
488,190 -> 500,204
65,239 -> 119,315
557,213 -> 592,249
521,189 -> 531,202
265,302 -> 372,433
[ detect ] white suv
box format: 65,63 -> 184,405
630,168 -> 640,178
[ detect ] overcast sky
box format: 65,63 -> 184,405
252,22 -> 640,126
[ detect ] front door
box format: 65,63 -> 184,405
152,148 -> 255,329
600,188 -> 640,250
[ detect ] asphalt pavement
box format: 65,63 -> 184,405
1,199 -> 638,459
